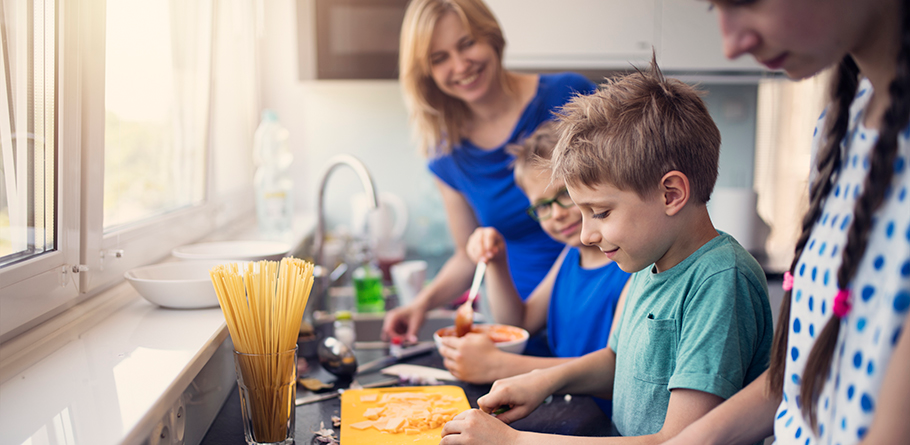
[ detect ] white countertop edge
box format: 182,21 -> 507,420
121,318 -> 229,445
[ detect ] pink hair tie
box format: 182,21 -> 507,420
782,271 -> 794,291
833,289 -> 852,318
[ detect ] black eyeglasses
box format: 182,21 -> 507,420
526,189 -> 575,221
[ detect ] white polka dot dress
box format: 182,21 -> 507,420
773,78 -> 910,445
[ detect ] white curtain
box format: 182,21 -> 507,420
210,0 -> 262,197
754,70 -> 832,272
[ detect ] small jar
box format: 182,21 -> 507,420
334,310 -> 356,348
389,336 -> 403,358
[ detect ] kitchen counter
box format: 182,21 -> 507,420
200,347 -> 616,443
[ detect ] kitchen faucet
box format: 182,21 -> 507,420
310,154 -> 379,315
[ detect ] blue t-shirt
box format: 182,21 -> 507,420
549,246 -> 630,416
428,72 -> 597,299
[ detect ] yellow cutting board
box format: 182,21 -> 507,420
340,386 -> 472,444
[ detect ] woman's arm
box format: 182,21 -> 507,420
381,179 -> 479,342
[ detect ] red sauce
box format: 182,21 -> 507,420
436,324 -> 525,343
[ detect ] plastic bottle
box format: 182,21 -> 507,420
253,109 -> 293,240
351,243 -> 385,313
334,310 -> 356,348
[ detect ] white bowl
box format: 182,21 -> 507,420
171,240 -> 291,262
125,260 -> 230,309
433,324 -> 530,354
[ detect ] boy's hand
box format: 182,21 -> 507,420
440,409 -> 521,445
476,369 -> 555,424
438,333 -> 505,383
466,227 -> 506,265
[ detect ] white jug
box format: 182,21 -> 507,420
351,191 -> 409,252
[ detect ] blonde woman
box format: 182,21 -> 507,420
381,0 -> 595,351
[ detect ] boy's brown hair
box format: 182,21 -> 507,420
507,120 -> 560,190
550,56 -> 721,204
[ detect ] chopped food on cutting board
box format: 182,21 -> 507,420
348,391 -> 463,434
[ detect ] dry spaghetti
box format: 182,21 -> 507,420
210,257 -> 315,443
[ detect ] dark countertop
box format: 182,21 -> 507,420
201,346 -> 616,444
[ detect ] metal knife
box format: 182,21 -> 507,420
295,377 -> 399,406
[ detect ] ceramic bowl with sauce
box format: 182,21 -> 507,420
433,324 -> 529,354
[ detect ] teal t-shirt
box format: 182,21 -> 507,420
607,232 -> 773,437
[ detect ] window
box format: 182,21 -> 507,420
103,1 -> 207,230
1,0 -> 56,267
0,0 -> 259,343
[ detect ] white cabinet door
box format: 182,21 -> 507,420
658,0 -> 763,71
487,0 -> 657,70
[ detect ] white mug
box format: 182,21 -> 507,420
390,260 -> 427,306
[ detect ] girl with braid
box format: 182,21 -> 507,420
665,0 -> 910,444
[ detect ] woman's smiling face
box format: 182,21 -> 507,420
427,11 -> 500,105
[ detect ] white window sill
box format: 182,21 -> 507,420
0,215 -> 315,445
0,283 -> 231,445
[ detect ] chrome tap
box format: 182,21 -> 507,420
311,154 -> 379,313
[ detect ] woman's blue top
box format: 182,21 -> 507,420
428,72 -> 596,299
549,246 -> 630,416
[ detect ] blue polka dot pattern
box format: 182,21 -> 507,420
895,291 -> 910,313
861,285 -> 875,301
873,255 -> 885,270
776,78 -> 908,445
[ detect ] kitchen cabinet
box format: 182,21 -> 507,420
488,0 -> 656,70
486,0 -> 764,73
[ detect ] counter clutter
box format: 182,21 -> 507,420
200,345 -> 617,444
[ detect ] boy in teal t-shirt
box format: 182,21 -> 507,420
440,56 -> 773,444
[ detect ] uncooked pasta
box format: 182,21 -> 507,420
210,257 -> 314,442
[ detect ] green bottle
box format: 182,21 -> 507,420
353,262 -> 385,313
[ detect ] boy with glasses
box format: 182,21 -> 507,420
436,120 -> 630,416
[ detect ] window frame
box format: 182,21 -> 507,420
1,0 -> 256,343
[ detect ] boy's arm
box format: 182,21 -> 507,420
476,346 -> 618,425
663,371 -> 776,445
437,334 -> 577,383
488,246 -> 567,333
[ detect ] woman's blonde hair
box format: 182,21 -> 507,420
399,0 -> 514,157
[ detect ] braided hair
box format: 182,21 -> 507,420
768,0 -> 910,430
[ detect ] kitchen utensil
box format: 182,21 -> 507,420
171,240 -> 291,261
355,341 -> 436,374
295,377 -> 398,406
340,386 -> 471,444
125,260 -> 238,309
380,364 -> 457,382
318,337 -> 358,377
454,261 -> 486,337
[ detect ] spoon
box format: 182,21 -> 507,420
317,336 -> 358,377
454,261 -> 487,337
